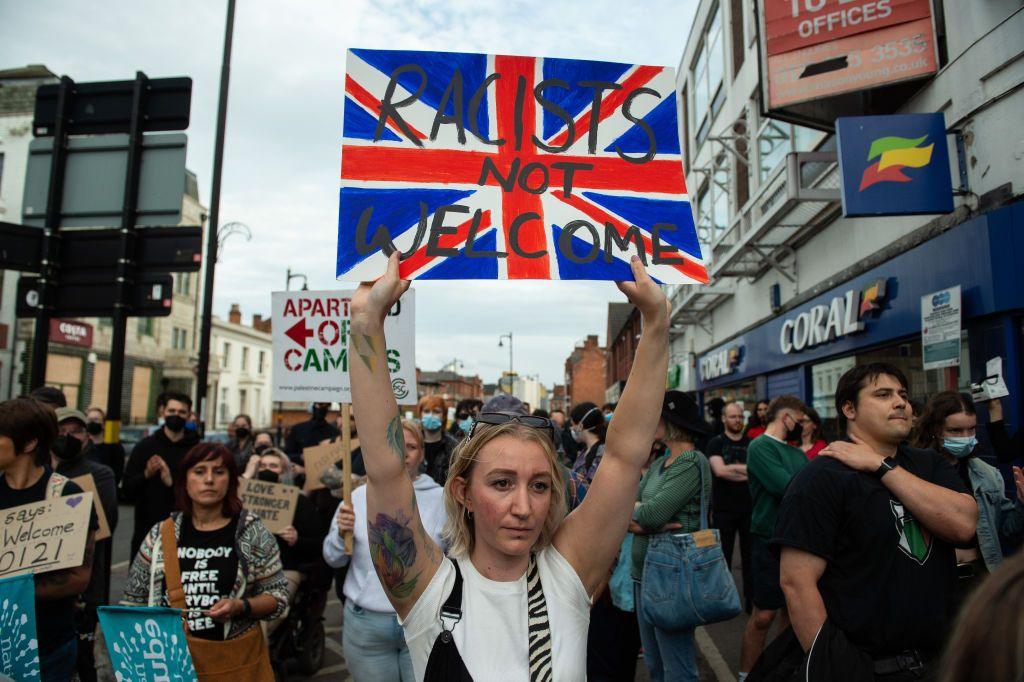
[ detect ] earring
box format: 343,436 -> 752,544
465,508 -> 473,521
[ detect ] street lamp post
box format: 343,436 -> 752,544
498,332 -> 513,394
276,267 -> 310,445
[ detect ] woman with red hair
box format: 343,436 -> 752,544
121,443 -> 288,676
418,394 -> 460,483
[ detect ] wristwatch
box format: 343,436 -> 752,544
240,599 -> 252,618
873,457 -> 898,479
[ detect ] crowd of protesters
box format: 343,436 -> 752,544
2,276 -> 1023,680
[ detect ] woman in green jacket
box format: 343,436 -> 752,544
630,390 -> 712,682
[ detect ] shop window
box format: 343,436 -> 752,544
129,365 -> 152,423
91,359 -> 110,411
811,356 -> 857,427
46,354 -> 83,409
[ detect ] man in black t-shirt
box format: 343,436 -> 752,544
774,364 -> 978,679
0,397 -> 98,682
705,401 -> 753,610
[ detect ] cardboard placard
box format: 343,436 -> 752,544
337,49 -> 707,284
71,474 -> 111,541
0,492 -> 93,579
302,441 -> 343,492
971,357 -> 1010,403
239,478 -> 300,534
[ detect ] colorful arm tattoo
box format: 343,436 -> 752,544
369,510 -> 421,599
386,414 -> 406,464
353,332 -> 379,373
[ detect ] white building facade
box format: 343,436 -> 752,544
670,1 -> 1024,433
208,306 -> 274,431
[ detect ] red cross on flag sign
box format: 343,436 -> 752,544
271,290 -> 417,404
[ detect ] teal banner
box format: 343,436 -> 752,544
98,606 -> 197,682
0,574 -> 40,681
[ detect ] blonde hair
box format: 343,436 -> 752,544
442,422 -> 566,557
401,419 -> 424,452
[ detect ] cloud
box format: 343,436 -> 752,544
0,0 -> 698,386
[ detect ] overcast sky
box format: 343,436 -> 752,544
0,0 -> 697,387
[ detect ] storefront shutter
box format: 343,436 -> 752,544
766,367 -> 805,402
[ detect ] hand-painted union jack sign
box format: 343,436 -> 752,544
337,49 -> 707,283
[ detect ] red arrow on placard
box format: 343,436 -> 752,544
285,318 -> 313,348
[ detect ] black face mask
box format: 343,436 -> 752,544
164,415 -> 186,433
784,418 -> 803,443
53,435 -> 83,461
86,421 -> 103,436
313,406 -> 328,421
254,443 -> 270,455
235,427 -> 250,441
256,470 -> 280,484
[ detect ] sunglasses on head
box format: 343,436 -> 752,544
468,412 -> 554,441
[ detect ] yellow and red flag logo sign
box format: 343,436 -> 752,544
859,135 -> 934,191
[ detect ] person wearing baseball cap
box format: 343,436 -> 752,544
54,406 -> 119,681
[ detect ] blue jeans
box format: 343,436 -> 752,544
342,600 -> 414,682
39,637 -> 77,682
635,583 -> 698,682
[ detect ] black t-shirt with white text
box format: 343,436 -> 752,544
0,469 -> 99,654
172,515 -> 239,641
772,444 -> 968,657
705,433 -> 752,515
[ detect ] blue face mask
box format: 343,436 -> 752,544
421,414 -> 442,432
943,436 -> 977,459
458,417 -> 473,434
604,413 -> 613,424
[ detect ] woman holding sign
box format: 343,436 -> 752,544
122,443 -> 288,679
349,252 -> 669,681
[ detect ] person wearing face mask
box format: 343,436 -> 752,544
418,394 -> 459,484
911,391 -> 1024,609
284,402 -> 340,464
569,402 -> 608,484
83,406 -> 126,487
739,395 -> 810,680
227,413 -> 255,470
248,448 -> 325,636
53,408 -> 119,682
121,392 -> 200,561
448,399 -> 483,442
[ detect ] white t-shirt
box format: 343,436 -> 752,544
401,545 -> 591,682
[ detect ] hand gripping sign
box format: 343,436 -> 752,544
272,289 -> 417,404
337,49 -> 708,284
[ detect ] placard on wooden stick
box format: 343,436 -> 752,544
71,474 -> 111,541
0,492 -> 93,578
239,478 -> 299,534
302,441 -> 343,492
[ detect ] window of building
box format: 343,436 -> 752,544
241,346 -> 249,372
730,0 -> 745,77
136,318 -> 154,337
0,153 -> 5,196
174,273 -> 191,296
221,342 -> 231,369
171,327 -> 188,350
258,350 -> 266,375
239,389 -> 248,414
691,2 -> 725,147
758,119 -> 827,183
219,387 -> 229,425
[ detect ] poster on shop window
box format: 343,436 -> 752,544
335,48 -> 708,284
921,285 -> 961,370
271,289 -> 417,404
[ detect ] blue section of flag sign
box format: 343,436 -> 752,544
0,574 -> 40,681
98,606 -> 197,682
606,93 -> 680,155
417,229 -> 500,279
344,96 -> 401,141
552,225 -> 663,283
582,191 -> 701,259
540,57 -> 632,140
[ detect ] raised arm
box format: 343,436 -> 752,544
555,257 -> 669,594
350,252 -> 441,618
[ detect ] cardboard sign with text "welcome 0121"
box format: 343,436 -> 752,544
271,289 -> 417,405
337,48 -> 708,284
0,492 -> 93,579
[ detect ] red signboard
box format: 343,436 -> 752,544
50,319 -> 93,348
764,0 -> 933,56
767,17 -> 937,107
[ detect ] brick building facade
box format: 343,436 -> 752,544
564,335 -> 606,409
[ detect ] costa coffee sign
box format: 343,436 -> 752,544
50,319 -> 93,348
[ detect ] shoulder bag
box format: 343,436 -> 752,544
640,455 -> 741,631
160,518 -> 275,681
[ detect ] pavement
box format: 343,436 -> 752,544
109,506 -> 758,681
